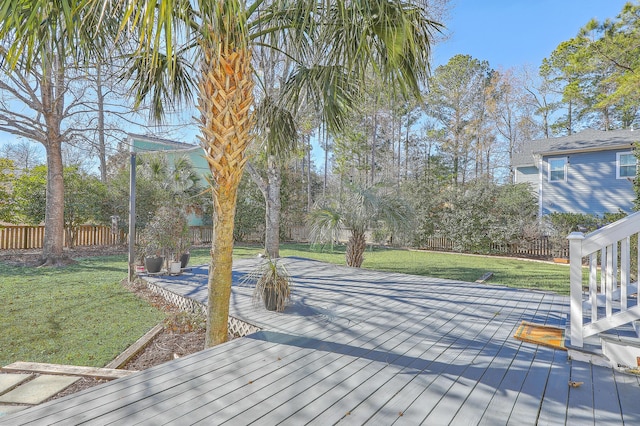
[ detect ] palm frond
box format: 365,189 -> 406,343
284,64 -> 358,134
254,95 -> 298,158
378,192 -> 413,233
122,47 -> 196,121
322,0 -> 441,97
0,0 -> 116,71
307,206 -> 343,245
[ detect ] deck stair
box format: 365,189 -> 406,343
567,210 -> 640,371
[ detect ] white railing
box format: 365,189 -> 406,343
569,211 -> 640,347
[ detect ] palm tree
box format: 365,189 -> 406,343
1,0 -> 440,346
309,183 -> 411,267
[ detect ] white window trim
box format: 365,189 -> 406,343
616,151 -> 637,179
548,156 -> 568,182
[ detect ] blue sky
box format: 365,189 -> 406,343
433,0 -> 630,70
1,1 -> 633,168
312,1 -> 632,166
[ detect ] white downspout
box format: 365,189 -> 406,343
538,156 -> 543,218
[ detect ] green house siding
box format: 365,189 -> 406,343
130,135 -> 210,226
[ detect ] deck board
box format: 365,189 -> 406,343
566,358 -> 595,424
506,345 -> 555,425
614,369 -> 640,424
592,364 -> 623,424
537,348 -> 571,425
423,297 -> 536,425
2,257 -> 636,425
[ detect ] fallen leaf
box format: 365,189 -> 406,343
569,381 -> 584,388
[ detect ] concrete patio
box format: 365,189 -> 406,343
2,257 -> 639,425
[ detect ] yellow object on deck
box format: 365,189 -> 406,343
513,321 -> 567,350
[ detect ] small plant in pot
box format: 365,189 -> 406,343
177,227 -> 191,269
140,206 -> 191,274
244,258 -> 292,312
161,207 -> 191,274
139,235 -> 164,274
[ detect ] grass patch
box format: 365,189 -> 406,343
0,246 -> 270,368
278,243 -> 572,295
0,254 -> 165,368
187,245 -> 264,266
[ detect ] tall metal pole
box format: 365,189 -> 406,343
128,147 -> 137,282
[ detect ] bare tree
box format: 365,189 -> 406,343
0,139 -> 43,170
0,13 -> 145,263
485,68 -> 542,182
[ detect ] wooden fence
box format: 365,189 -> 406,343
0,225 -> 128,249
0,225 -> 216,250
419,236 -> 568,259
1,224 -> 568,259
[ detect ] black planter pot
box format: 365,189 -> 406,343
180,252 -> 190,269
263,288 -> 280,311
144,256 -> 164,274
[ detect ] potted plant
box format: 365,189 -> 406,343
177,227 -> 192,269
161,207 -> 191,274
139,206 -> 191,274
244,257 -> 292,312
138,232 -> 164,274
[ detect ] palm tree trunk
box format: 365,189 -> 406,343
346,230 -> 366,268
199,44 -> 254,348
206,185 -> 237,346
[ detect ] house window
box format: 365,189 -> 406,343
617,152 -> 637,179
548,157 -> 567,182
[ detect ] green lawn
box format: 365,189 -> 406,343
190,243 -> 571,295
0,255 -> 165,368
0,244 -> 570,368
278,243 -> 571,295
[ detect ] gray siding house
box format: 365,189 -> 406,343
512,129 -> 639,216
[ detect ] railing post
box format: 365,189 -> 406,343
568,232 -> 585,348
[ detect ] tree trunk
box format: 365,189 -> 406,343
323,128 -> 328,197
205,184 -> 237,347
96,63 -> 107,183
198,43 -> 254,348
371,112 -> 377,185
39,49 -> 71,267
245,160 -> 280,258
40,140 -> 67,266
264,155 -> 281,258
306,135 -> 312,213
346,230 -> 366,268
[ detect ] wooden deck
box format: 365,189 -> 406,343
3,257 -> 639,425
